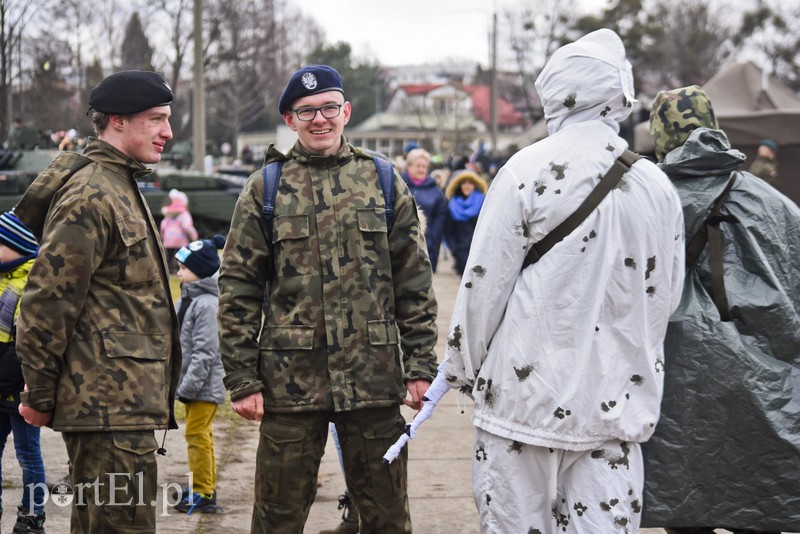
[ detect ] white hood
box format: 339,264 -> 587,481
535,28 -> 637,136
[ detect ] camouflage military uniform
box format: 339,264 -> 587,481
15,139 -> 181,533
218,139 -> 438,532
748,155 -> 779,188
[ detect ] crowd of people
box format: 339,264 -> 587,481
0,24 -> 797,534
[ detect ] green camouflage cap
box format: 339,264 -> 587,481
649,85 -> 718,162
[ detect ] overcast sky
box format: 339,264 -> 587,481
294,0 -> 772,69
295,0 -> 608,68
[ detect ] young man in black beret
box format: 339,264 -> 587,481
16,70 -> 182,533
218,64 -> 438,533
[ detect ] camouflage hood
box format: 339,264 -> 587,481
535,28 -> 637,135
649,85 -> 719,162
16,139 -> 149,240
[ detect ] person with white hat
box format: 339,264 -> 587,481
439,29 -> 685,533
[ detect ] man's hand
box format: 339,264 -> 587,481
403,379 -> 431,411
231,392 -> 264,421
19,403 -> 53,427
18,384 -> 54,427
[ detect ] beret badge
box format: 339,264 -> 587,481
301,72 -> 318,90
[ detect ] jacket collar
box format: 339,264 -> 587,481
83,138 -> 151,180
289,136 -> 354,168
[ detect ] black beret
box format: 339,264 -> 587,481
89,71 -> 174,115
278,65 -> 344,114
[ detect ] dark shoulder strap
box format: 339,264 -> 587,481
522,150 -> 642,269
684,173 -> 738,267
14,152 -> 93,240
373,157 -> 395,233
261,157 -> 394,245
684,172 -> 739,322
261,160 -> 283,246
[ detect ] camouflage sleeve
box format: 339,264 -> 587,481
389,175 -> 439,383
17,182 -> 109,411
217,172 -> 269,401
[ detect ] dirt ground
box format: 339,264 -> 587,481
1,266 -> 481,534
0,263 -> 781,533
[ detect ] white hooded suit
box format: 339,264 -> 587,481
440,29 -> 685,533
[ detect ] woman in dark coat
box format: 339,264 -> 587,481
443,170 -> 488,275
402,148 -> 448,272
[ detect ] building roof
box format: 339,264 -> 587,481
394,82 -> 527,128
465,85 -> 527,127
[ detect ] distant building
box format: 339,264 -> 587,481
351,81 -> 528,158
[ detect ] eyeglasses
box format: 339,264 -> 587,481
292,103 -> 343,121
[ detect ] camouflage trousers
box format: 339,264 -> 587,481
251,405 -> 411,534
63,430 -> 159,534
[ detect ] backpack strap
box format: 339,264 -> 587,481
261,156 -> 394,244
261,160 -> 283,246
684,172 -> 739,322
373,156 -> 395,233
14,152 -> 93,240
522,150 -> 642,270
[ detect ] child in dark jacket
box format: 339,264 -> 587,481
0,210 -> 46,533
443,171 -> 488,275
172,235 -> 227,515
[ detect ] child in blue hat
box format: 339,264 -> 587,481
172,235 -> 226,515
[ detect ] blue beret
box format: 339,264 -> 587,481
759,138 -> 777,151
278,65 -> 344,114
89,71 -> 173,115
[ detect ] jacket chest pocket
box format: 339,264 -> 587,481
357,209 -> 390,270
114,216 -> 159,286
274,214 -> 318,276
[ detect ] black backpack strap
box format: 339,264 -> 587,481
522,150 -> 643,270
684,173 -> 739,322
261,160 -> 283,247
373,156 -> 395,233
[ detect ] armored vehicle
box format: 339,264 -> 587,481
0,147 -> 246,235
0,148 -> 59,213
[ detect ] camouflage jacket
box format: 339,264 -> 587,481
747,155 -> 779,189
15,139 -> 181,432
218,139 -> 438,412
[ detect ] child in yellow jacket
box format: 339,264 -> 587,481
0,210 -> 45,533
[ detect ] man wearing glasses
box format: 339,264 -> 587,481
217,65 -> 438,533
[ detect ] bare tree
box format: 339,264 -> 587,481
735,0 -> 800,91
94,0 -> 134,70
146,0 -> 194,91
202,0 -> 322,149
571,0 -> 731,95
0,0 -> 42,139
641,0 -> 732,90
22,29 -> 79,134
57,1 -> 96,103
503,0 -> 576,123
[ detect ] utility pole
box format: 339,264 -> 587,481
490,11 -> 498,158
192,0 -> 206,172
